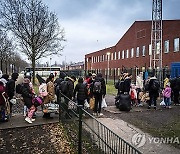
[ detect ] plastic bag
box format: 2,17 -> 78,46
101,98 -> 107,108
84,99 -> 90,109
160,100 -> 165,106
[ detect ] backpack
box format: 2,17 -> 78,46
32,96 -> 43,107
60,81 -> 69,94
16,84 -> 23,94
93,81 -> 101,93
151,80 -> 160,91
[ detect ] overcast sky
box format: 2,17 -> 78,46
40,0 -> 180,65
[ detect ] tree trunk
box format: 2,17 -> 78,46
32,56 -> 36,85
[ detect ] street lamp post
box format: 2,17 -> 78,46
106,52 -> 110,83
50,57 -> 52,73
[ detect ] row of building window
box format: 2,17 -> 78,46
90,37 -> 179,63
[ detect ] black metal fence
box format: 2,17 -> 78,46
58,92 -> 142,154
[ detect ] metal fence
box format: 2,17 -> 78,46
58,92 -> 142,154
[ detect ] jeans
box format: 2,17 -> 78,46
164,97 -> 171,106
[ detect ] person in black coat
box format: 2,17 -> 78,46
147,75 -> 159,109
54,72 -> 66,102
74,77 -> 88,107
91,73 -> 106,116
6,72 -> 19,115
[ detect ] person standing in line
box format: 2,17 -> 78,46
136,72 -> 144,105
21,78 -> 35,124
162,82 -> 172,108
43,73 -> 56,119
6,72 -> 19,116
91,73 -> 106,116
147,74 -> 160,109
74,77 -> 88,109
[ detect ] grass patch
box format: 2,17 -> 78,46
106,80 -> 117,96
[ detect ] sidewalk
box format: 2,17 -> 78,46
97,95 -> 180,154
0,112 -> 59,130
98,117 -> 179,154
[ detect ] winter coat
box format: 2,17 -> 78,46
90,76 -> 106,96
44,81 -> 55,104
0,83 -> 7,105
74,83 -> 88,101
123,77 -> 131,93
65,77 -> 75,99
136,75 -> 143,89
21,83 -> 33,109
162,87 -> 171,98
148,77 -> 159,98
6,79 -> 15,99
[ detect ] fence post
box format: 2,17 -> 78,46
78,105 -> 83,154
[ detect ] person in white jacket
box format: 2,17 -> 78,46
136,72 -> 144,105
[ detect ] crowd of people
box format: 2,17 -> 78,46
0,70 -> 179,123
115,72 -> 180,110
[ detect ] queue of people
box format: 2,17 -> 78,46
0,70 -> 179,123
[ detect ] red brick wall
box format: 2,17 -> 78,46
85,20 -> 180,72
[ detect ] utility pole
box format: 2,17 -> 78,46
150,0 -> 163,85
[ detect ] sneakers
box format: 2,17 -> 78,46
92,113 -> 97,116
25,117 -> 32,124
99,113 -> 103,116
31,118 -> 36,122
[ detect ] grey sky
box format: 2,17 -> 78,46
41,0 -> 180,65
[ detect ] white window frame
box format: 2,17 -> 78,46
114,52 -> 117,60
131,48 -> 134,58
164,40 -> 169,53
136,47 -> 139,57
118,51 -> 120,59
126,49 -> 129,58
174,38 -> 179,52
142,45 -> 145,56
149,44 -> 152,55
122,50 -> 124,59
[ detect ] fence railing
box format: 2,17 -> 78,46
58,92 -> 142,154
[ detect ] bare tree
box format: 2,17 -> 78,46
0,0 -> 65,83
0,30 -> 14,73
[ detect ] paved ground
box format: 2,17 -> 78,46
0,94 -> 179,154
100,95 -> 180,153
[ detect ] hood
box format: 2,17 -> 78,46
150,76 -> 157,80
0,78 -> 7,87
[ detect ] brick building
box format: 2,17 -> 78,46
85,20 -> 180,79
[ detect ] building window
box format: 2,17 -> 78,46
174,38 -> 179,52
118,68 -> 120,76
156,42 -> 160,54
126,49 -> 129,58
131,48 -> 134,58
149,44 -> 152,55
122,50 -> 124,59
114,52 -> 117,60
111,53 -> 113,60
118,51 -> 120,59
142,46 -> 145,56
136,47 -> 139,57
164,40 -> 169,53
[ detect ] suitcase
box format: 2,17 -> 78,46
118,94 -> 131,112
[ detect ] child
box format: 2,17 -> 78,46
130,84 -> 137,106
21,78 -> 35,123
162,82 -> 172,109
